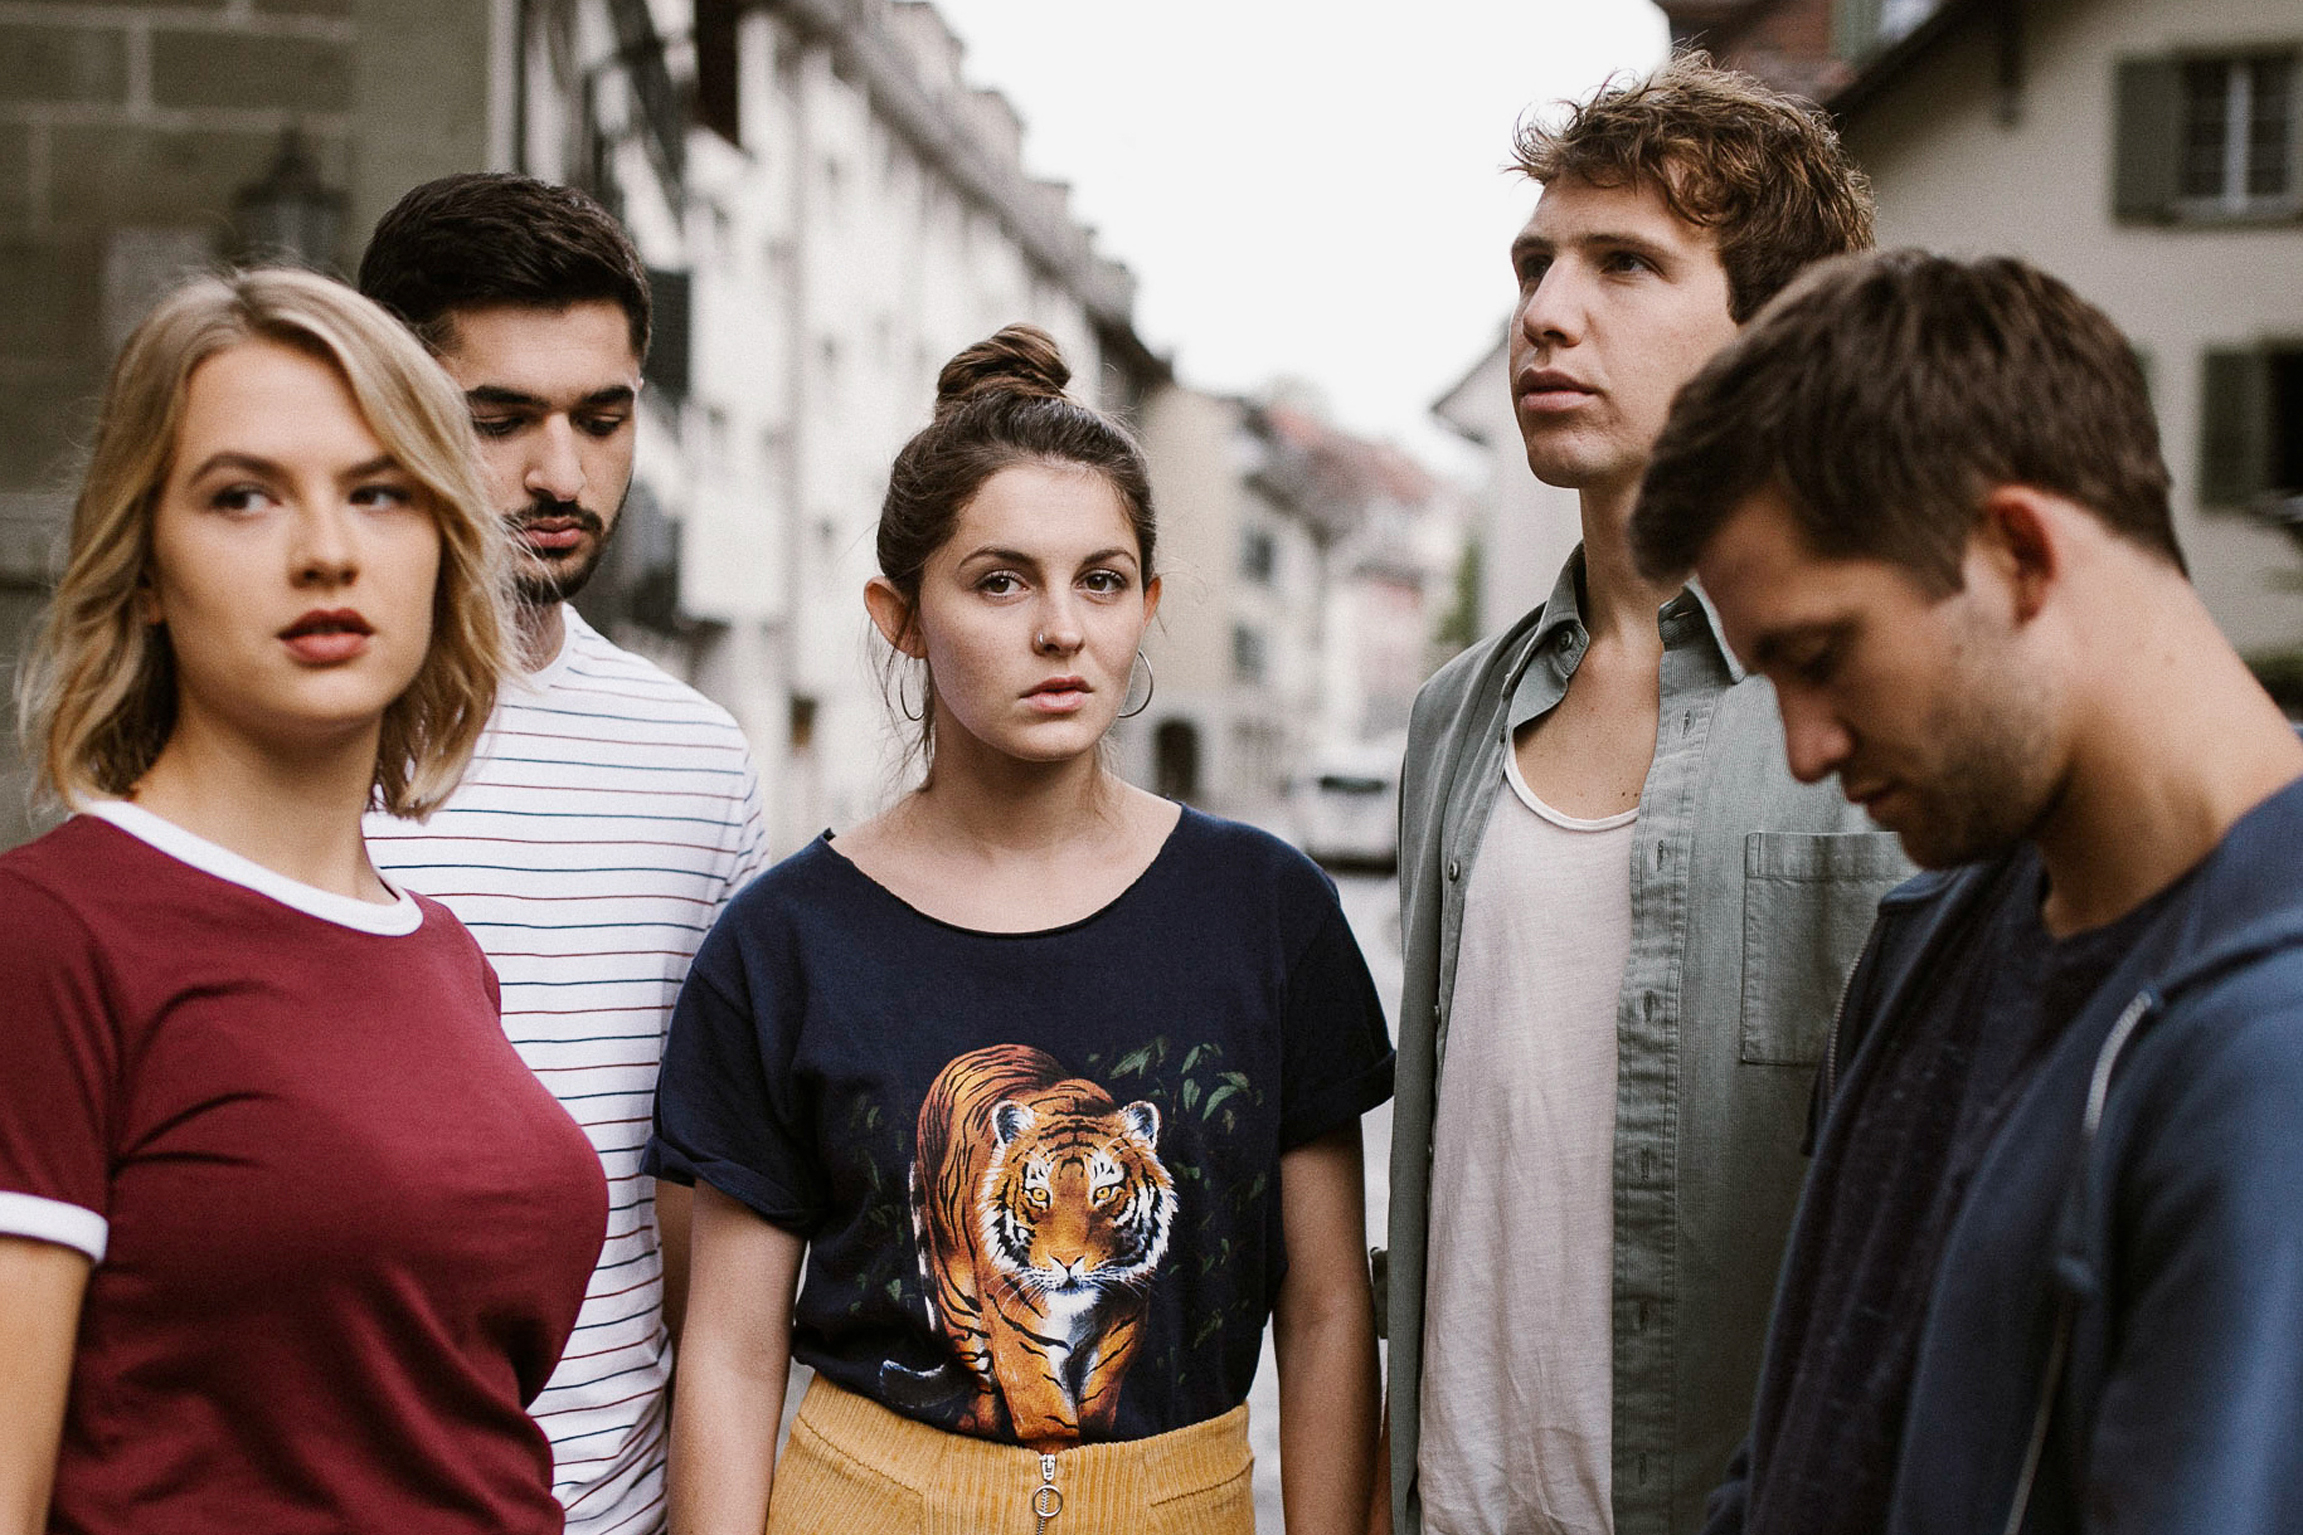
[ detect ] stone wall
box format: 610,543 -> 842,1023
0,0 -> 494,846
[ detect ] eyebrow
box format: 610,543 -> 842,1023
184,451 -> 406,483
1746,620 -> 1848,672
464,384 -> 637,411
960,545 -> 1138,569
1513,229 -> 1679,265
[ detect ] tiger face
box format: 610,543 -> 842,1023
979,1096 -> 1176,1302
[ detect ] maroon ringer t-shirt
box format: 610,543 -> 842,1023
0,805 -> 609,1535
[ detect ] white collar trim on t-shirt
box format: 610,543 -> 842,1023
84,800 -> 424,936
1501,740 -> 1640,832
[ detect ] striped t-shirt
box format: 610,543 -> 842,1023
369,610 -> 770,1535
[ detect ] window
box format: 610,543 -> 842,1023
1240,527 -> 1276,584
2116,51 -> 2299,221
1231,624 -> 1268,685
2181,55 -> 2294,207
643,267 -> 691,403
2199,344 -> 2303,526
1153,719 -> 1201,803
694,0 -> 740,145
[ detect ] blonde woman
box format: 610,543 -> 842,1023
0,270 -> 608,1534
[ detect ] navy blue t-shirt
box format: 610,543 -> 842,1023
647,808 -> 1394,1448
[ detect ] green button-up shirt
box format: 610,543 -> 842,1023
1385,552 -> 1910,1535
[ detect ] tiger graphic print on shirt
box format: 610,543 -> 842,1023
906,1043 -> 1178,1449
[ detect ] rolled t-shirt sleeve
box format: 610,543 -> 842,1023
0,873 -> 119,1262
1277,898 -> 1396,1150
645,915 -> 826,1233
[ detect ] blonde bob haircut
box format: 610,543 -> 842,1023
19,267 -> 511,818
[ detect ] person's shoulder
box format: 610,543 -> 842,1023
716,834 -> 851,926
555,614 -> 750,736
1168,807 -> 1339,908
1414,608 -> 1541,718
2,815 -> 157,906
0,818 -> 165,976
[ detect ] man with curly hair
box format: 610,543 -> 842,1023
1380,56 -> 1908,1535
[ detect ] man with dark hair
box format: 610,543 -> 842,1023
359,173 -> 770,1535
1381,54 -> 1908,1535
1635,250 -> 2303,1535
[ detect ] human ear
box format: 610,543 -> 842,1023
1975,485 -> 2060,625
864,576 -> 925,658
1140,572 -> 1162,629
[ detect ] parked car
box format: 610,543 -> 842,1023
1289,736 -> 1403,873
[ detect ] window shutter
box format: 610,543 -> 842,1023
643,267 -> 691,404
2112,58 -> 2182,222
2199,348 -> 2270,507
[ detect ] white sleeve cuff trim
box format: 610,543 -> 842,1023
0,1191 -> 107,1262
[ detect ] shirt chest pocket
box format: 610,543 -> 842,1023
1739,831 -> 1910,1066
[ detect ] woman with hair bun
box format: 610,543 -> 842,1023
656,325 -> 1393,1532
0,269 -> 608,1533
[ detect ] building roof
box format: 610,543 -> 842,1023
1655,0 -> 1998,121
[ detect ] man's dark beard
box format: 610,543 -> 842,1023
506,493 -> 621,607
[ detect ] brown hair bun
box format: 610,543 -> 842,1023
933,323 -> 1070,418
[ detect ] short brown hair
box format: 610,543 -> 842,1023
358,173 -> 651,360
1515,51 -> 1875,322
19,268 -> 510,817
1632,250 -> 2182,592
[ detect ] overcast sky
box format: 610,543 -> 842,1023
928,1 -> 1672,459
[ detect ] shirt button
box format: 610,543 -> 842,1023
1446,859 -> 1461,881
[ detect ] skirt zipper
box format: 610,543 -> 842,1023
1031,1450 -> 1063,1533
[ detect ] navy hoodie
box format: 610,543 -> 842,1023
1709,773 -> 2303,1535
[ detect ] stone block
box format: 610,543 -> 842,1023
151,30 -> 351,114
46,122 -> 288,232
0,23 -> 128,105
0,240 -> 102,363
0,125 -> 29,228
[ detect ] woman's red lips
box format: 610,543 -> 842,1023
1028,676 -> 1088,695
279,609 -> 374,664
280,609 -> 373,639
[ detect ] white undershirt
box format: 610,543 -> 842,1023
1419,743 -> 1636,1535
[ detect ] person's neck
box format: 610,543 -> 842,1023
901,733 -> 1129,864
1577,479 -> 1681,653
517,599 -> 568,673
126,717 -> 390,902
2034,584 -> 2303,936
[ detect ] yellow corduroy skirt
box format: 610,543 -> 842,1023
763,1375 -> 1256,1535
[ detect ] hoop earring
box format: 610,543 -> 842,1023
1119,650 -> 1155,719
897,664 -> 928,722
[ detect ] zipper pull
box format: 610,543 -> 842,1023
1032,1450 -> 1063,1531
